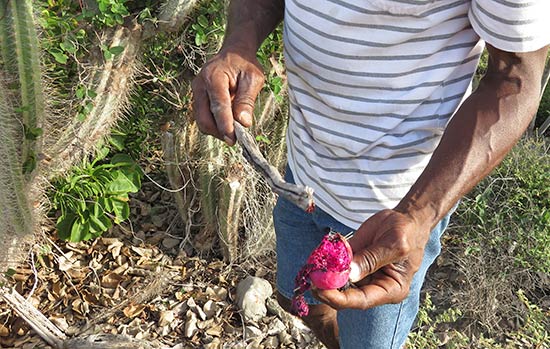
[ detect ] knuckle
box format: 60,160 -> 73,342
392,232 -> 411,258
209,101 -> 231,118
233,94 -> 256,108
357,249 -> 377,274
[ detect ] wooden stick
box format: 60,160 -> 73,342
233,121 -> 315,212
0,287 -> 169,348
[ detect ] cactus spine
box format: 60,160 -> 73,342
0,0 -> 44,269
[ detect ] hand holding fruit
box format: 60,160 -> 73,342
313,209 -> 432,311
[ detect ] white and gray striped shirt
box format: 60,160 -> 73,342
284,0 -> 550,228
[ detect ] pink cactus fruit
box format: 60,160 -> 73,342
290,231 -> 353,317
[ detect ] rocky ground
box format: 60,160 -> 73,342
0,178 -> 326,349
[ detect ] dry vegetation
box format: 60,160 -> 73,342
0,1 -> 548,348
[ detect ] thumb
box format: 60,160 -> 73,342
232,73 -> 264,127
348,245 -> 395,283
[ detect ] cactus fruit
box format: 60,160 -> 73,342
291,231 -> 353,317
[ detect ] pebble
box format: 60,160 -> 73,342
184,310 -> 198,338
267,318 -> 286,336
236,276 -> 273,322
158,310 -> 175,327
203,299 -> 218,319
244,325 -> 263,339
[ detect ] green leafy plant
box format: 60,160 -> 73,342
93,0 -> 130,27
407,293 -> 469,349
189,1 -> 225,48
506,290 -> 550,347
52,150 -> 142,242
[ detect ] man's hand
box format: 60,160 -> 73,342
314,209 -> 431,310
191,48 -> 264,145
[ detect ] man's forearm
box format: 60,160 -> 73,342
395,45 -> 549,231
223,0 -> 285,53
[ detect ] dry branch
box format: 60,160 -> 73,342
0,286 -> 175,349
233,121 -> 315,212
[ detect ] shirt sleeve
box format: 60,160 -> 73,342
468,0 -> 550,52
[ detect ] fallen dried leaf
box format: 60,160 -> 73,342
123,303 -> 146,319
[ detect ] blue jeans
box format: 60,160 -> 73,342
273,168 -> 453,349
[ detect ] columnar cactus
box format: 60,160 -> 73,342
0,0 -> 44,269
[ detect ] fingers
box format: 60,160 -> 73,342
192,77 -> 221,139
206,70 -> 239,145
233,70 -> 264,127
347,210 -> 413,283
191,51 -> 265,145
349,245 -> 397,283
313,269 -> 411,310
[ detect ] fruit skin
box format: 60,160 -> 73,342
290,231 -> 353,317
309,269 -> 350,290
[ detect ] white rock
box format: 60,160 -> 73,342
184,311 -> 198,338
236,276 -> 273,322
244,325 -> 263,339
267,318 -> 286,336
203,300 -> 218,319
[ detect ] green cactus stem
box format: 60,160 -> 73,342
0,79 -> 34,238
0,0 -> 45,176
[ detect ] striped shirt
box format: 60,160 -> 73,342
284,0 -> 550,228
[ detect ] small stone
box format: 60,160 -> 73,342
267,318 -> 286,336
236,276 -> 273,322
203,300 -> 218,319
152,214 -> 165,228
184,311 -> 198,338
162,237 -> 180,249
245,325 -> 263,339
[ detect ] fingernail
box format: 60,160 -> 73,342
223,135 -> 233,145
239,110 -> 252,125
349,262 -> 361,282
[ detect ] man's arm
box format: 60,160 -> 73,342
192,0 -> 285,145
315,44 -> 549,310
395,44 -> 549,232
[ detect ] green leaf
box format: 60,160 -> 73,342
197,15 -> 208,28
95,147 -> 110,163
70,218 -> 92,242
76,86 -> 86,99
109,134 -> 126,151
255,134 -> 271,144
87,89 -> 98,99
89,208 -> 112,233
109,45 -> 125,56
57,213 -> 77,241
110,197 -> 130,223
60,40 -> 77,54
22,153 -> 37,174
25,127 -> 43,140
4,268 -> 16,278
49,49 -> 68,64
106,170 -> 140,194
